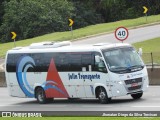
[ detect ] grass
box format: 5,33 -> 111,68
133,37 -> 160,65
1,117 -> 160,120
0,14 -> 160,58
133,37 -> 160,53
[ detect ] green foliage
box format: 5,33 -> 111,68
0,0 -> 5,25
0,0 -> 74,42
72,1 -> 104,28
134,37 -> 160,53
0,14 -> 159,58
0,0 -> 160,43
134,37 -> 160,65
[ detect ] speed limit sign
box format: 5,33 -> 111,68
115,27 -> 129,42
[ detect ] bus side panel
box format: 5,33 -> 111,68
59,72 -> 112,98
7,73 -> 26,97
59,72 -> 86,98
5,53 -> 12,96
8,72 -> 46,98
42,59 -> 70,98
83,72 -> 112,98
5,72 -> 12,96
65,86 -> 77,98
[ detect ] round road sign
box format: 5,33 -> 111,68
115,27 -> 129,42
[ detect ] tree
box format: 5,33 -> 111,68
0,0 -> 74,42
71,0 -> 104,28
0,0 -> 6,26
1,0 -> 159,43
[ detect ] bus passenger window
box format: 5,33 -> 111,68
82,53 -> 93,71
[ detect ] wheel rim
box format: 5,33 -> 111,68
99,91 -> 106,100
38,90 -> 44,102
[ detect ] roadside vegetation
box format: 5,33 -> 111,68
133,37 -> 160,65
0,14 -> 160,58
133,37 -> 160,53
0,0 -> 160,42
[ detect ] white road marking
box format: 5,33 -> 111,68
132,106 -> 160,108
82,105 -> 113,108
39,105 -> 67,107
0,105 -> 21,107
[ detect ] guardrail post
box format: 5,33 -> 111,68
151,52 -> 154,71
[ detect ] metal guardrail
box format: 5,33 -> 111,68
142,52 -> 160,69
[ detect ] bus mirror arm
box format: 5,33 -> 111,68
138,48 -> 143,56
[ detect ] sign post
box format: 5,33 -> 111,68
11,32 -> 17,47
143,6 -> 148,22
115,27 -> 129,43
69,19 -> 74,39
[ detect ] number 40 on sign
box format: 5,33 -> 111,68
115,27 -> 129,42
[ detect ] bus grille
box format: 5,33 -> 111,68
124,77 -> 143,92
125,78 -> 142,85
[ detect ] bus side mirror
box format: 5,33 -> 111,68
138,48 -> 143,56
95,55 -> 101,63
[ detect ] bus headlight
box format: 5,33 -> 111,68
117,90 -> 120,93
118,81 -> 123,85
115,81 -> 123,85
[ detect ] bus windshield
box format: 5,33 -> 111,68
103,47 -> 144,73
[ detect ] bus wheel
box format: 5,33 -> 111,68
36,87 -> 47,104
98,87 -> 110,104
131,92 -> 143,99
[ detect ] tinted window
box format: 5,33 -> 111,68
81,53 -> 93,71
7,53 -> 24,72
7,51 -> 107,73
7,54 -> 15,72
67,53 -> 82,71
93,52 -> 108,73
55,53 -> 69,71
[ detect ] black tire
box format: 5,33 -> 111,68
98,87 -> 110,104
131,92 -> 143,99
68,98 -> 79,101
36,87 -> 47,104
47,98 -> 54,103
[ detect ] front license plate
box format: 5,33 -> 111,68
131,83 -> 138,87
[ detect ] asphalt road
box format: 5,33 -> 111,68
73,24 -> 160,45
0,86 -> 160,112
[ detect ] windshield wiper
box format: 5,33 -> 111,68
110,65 -> 144,73
126,65 -> 144,72
110,67 -> 128,71
111,65 -> 143,72
127,65 -> 144,69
